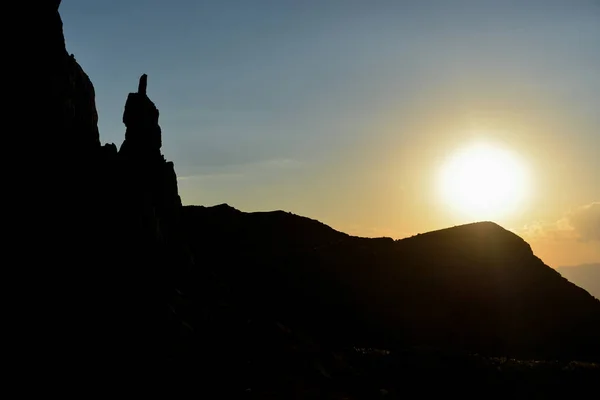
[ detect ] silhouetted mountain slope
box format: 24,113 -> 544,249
558,264 -> 600,300
185,203 -> 348,252
183,206 -> 600,362
25,3 -> 599,394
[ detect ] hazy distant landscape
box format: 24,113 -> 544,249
558,264 -> 600,300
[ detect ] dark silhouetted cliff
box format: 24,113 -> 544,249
18,2 -> 193,380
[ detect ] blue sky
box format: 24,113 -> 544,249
60,0 -> 599,266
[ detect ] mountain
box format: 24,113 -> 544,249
558,264 -> 600,300
17,3 -> 599,395
183,205 -> 600,362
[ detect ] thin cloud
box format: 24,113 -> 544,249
521,202 -> 600,242
568,202 -> 600,242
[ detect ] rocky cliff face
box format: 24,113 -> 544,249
22,1 -> 192,376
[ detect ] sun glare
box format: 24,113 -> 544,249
438,142 -> 529,221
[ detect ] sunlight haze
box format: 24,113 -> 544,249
437,141 -> 530,221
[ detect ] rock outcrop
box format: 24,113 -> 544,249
120,74 -> 162,160
19,1 -> 192,378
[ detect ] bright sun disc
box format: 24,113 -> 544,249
438,142 -> 529,221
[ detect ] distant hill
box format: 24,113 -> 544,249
183,204 -> 600,362
558,264 -> 600,300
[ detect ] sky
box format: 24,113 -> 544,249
60,0 -> 599,268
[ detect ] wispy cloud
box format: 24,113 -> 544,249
568,202 -> 600,242
521,202 -> 600,242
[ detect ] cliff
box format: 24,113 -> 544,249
18,2 -> 193,378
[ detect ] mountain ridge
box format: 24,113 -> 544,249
183,204 -> 600,362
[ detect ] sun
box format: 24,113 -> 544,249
438,142 -> 529,221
